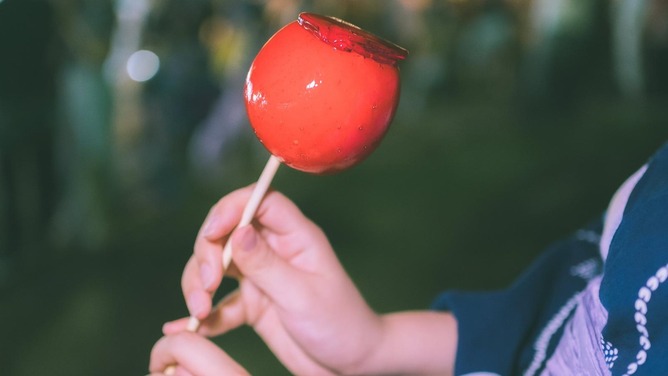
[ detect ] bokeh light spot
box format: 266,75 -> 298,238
126,50 -> 160,82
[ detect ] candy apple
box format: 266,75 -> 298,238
244,12 -> 408,174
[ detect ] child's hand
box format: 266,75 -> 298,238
148,332 -> 248,376
164,186 -> 384,375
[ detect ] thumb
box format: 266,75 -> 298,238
230,225 -> 310,308
149,332 -> 248,376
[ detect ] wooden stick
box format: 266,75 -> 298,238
164,154 -> 281,375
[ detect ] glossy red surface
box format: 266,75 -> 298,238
244,12 -> 406,174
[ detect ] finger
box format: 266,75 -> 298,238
173,366 -> 194,376
206,187 -> 313,243
181,257 -> 212,319
253,190 -> 314,237
191,187 -> 303,291
164,289 -> 251,337
190,186 -> 255,300
158,366 -> 194,376
149,332 -> 248,376
202,289 -> 250,335
254,191 -> 336,268
200,186 -> 256,241
192,234 -> 225,293
197,187 -> 317,278
148,366 -> 193,376
180,257 -> 242,320
162,317 -> 191,335
191,186 -> 261,295
230,225 -> 313,311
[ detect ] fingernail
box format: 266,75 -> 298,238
237,226 -> 257,252
162,321 -> 174,334
186,290 -> 209,318
203,215 -> 219,238
200,262 -> 215,290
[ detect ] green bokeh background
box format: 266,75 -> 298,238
1,0 -> 667,375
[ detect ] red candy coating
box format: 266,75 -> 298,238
244,12 -> 407,174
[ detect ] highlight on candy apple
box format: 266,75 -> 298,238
245,12 -> 408,174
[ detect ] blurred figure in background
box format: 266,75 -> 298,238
0,0 -> 58,281
49,0 -> 114,253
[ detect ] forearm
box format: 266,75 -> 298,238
346,311 -> 457,376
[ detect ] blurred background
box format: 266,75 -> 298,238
1,0 -> 667,374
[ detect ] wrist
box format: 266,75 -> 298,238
344,311 -> 456,376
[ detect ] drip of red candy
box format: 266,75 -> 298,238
298,13 -> 408,66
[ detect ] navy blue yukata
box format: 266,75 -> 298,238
432,142 -> 668,376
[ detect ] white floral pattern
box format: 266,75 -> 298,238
620,263 -> 668,376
